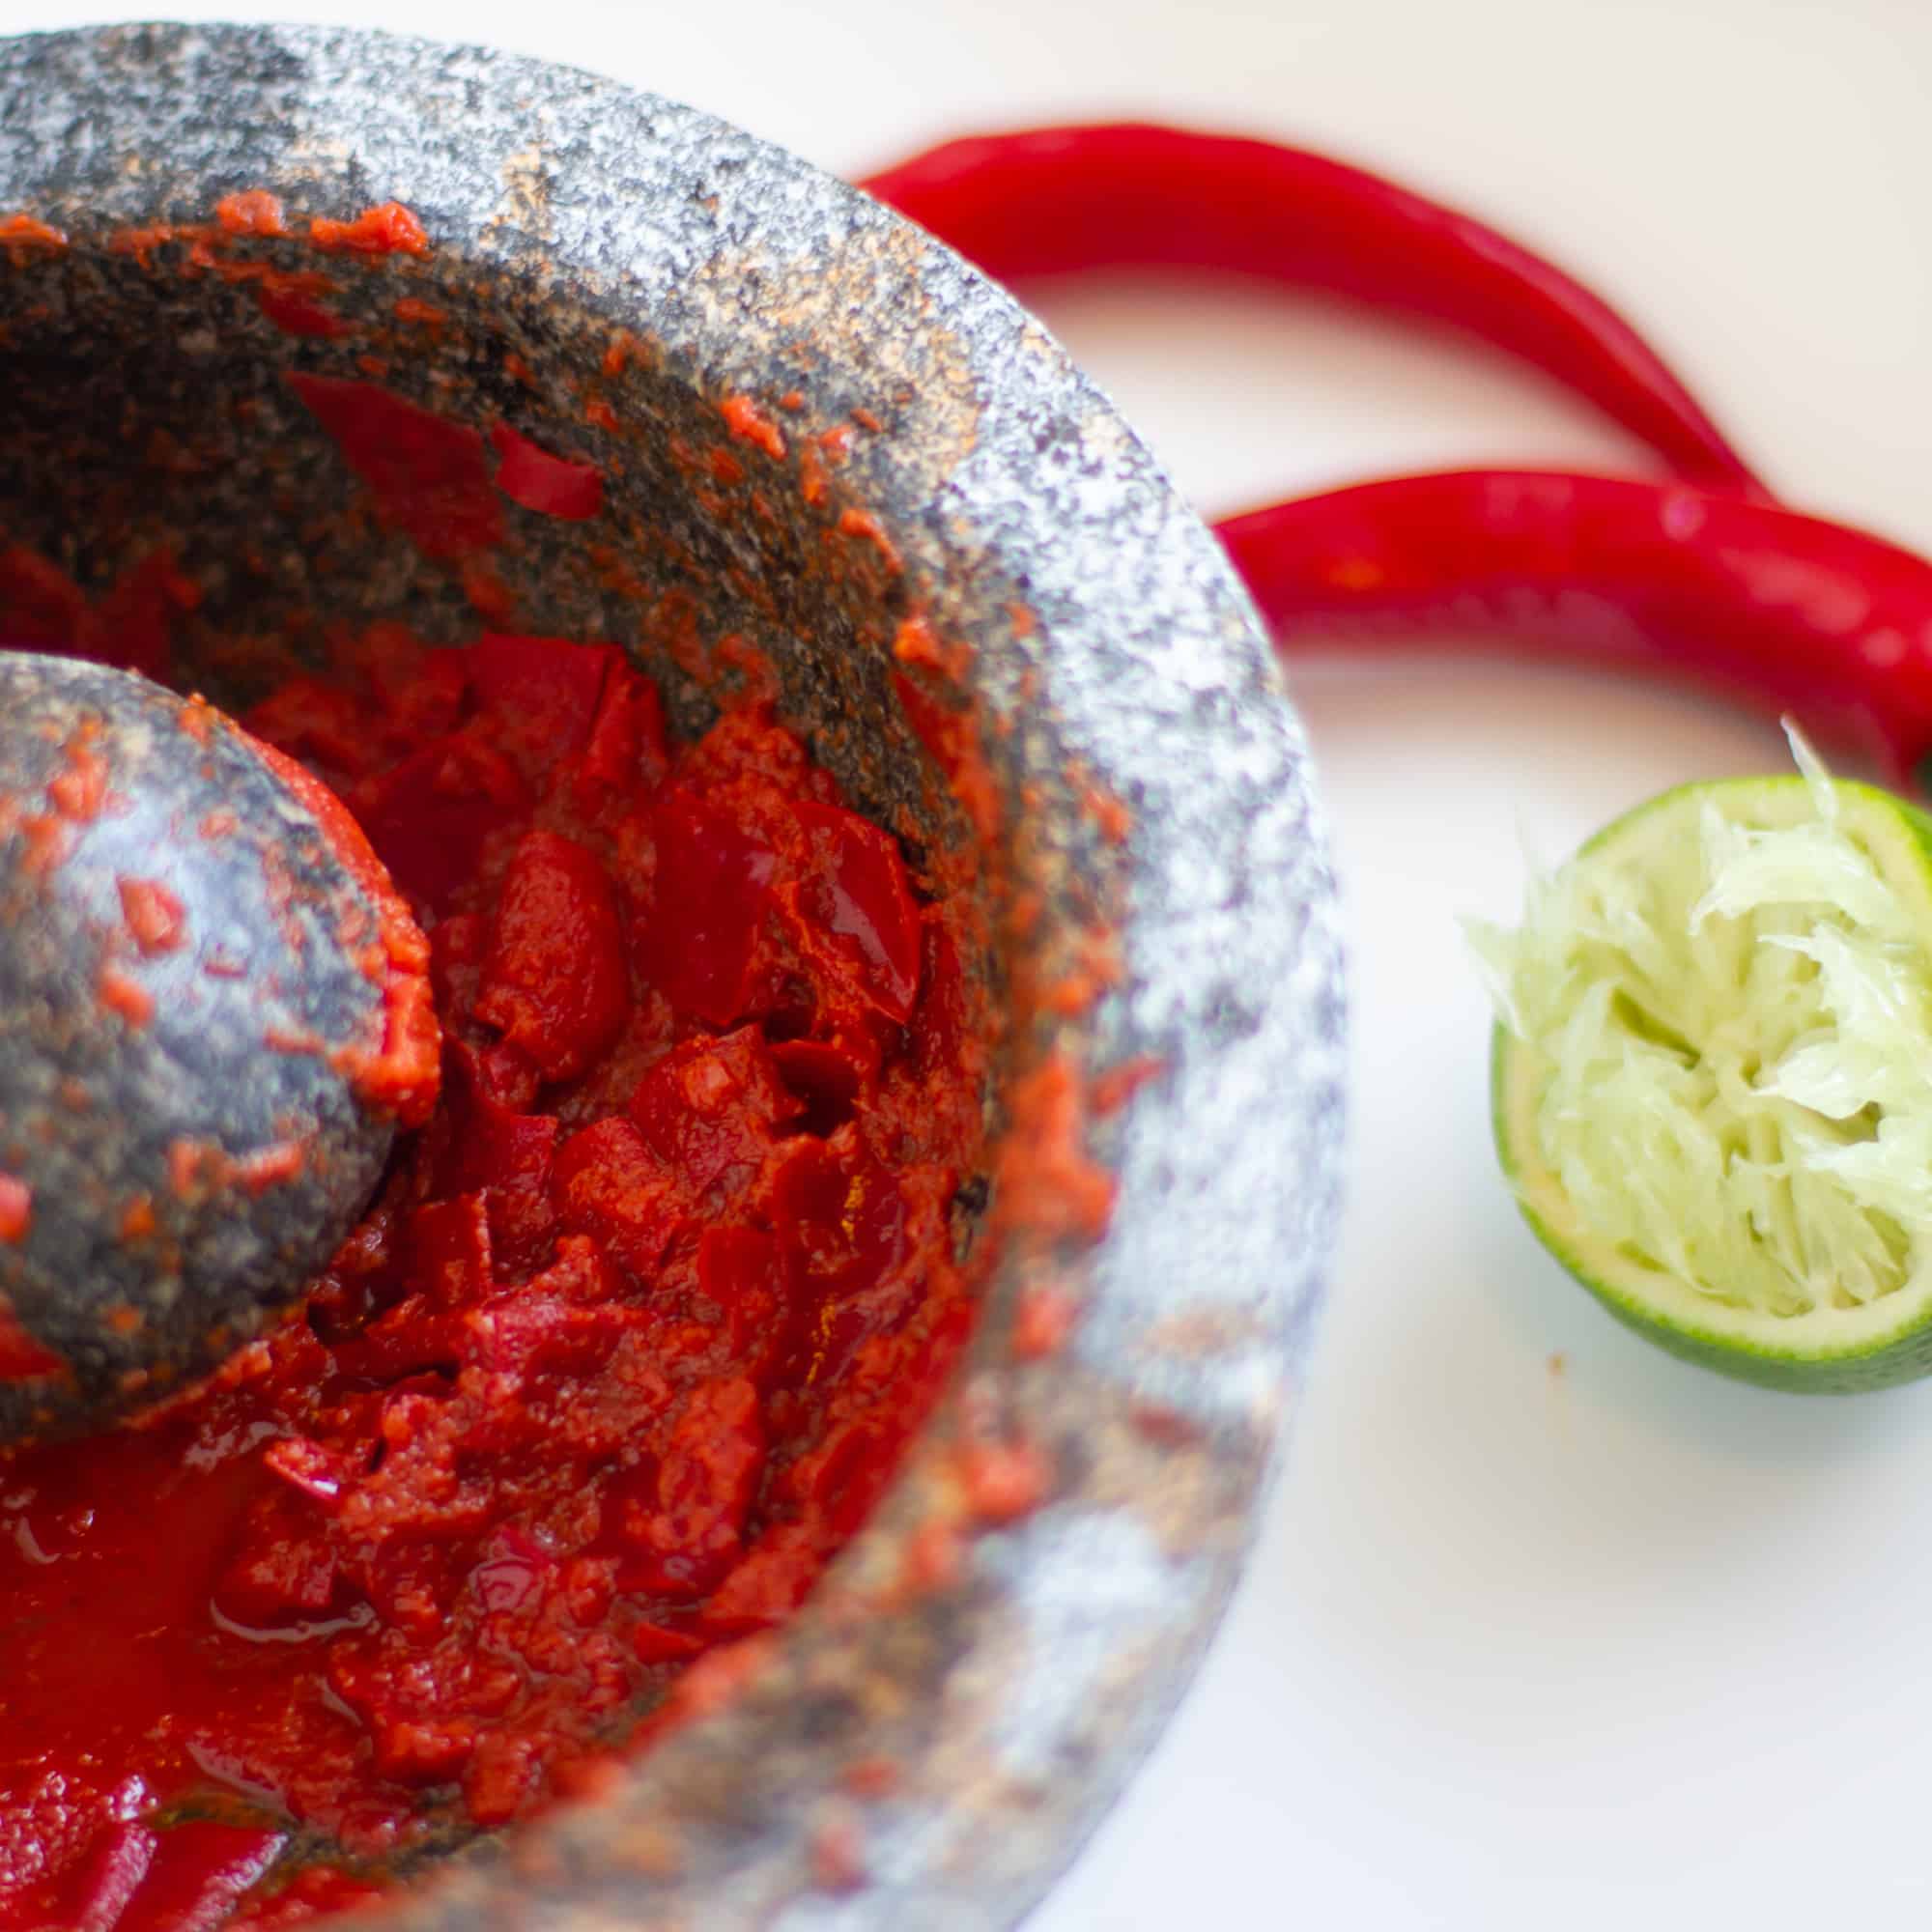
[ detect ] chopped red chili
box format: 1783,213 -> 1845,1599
490,422 -> 607,522
288,374 -> 502,559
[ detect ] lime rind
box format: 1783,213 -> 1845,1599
1478,750 -> 1932,1391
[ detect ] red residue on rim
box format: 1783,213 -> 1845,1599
956,1435 -> 1053,1523
797,441 -> 829,508
213,190 -> 289,239
107,221 -> 179,268
1089,1053 -> 1164,1117
1067,759 -> 1133,845
836,507 -> 901,575
393,297 -> 447,328
666,1637 -> 778,1724
1010,1282 -> 1080,1361
720,393 -> 787,462
891,668 -> 999,848
307,201 -> 431,258
0,213 -> 66,263
1083,930 -> 1126,988
490,423 -> 605,522
1089,791 -> 1133,844
600,329 -> 649,378
995,1054 -> 1115,1243
118,877 -> 188,956
897,1517 -> 965,1597
892,612 -> 971,682
1040,972 -> 1102,1018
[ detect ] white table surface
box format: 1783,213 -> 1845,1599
14,3 -> 1932,1925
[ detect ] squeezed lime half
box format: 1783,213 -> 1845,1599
1471,738 -> 1932,1392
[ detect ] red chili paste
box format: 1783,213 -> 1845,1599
0,628 -> 983,1928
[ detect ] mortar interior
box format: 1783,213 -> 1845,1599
0,206 -> 1013,1910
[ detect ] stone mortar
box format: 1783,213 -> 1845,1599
0,22 -> 1347,1929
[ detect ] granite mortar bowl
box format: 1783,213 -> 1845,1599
0,22 -> 1346,1929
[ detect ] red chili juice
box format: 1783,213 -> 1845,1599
0,625 -> 984,1928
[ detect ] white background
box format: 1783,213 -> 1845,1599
14,3 -> 1932,1926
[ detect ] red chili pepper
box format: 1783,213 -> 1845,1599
858,125 -> 1765,498
1215,470 -> 1932,792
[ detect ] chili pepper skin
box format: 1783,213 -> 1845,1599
859,125 -> 1766,499
1216,470 -> 1932,792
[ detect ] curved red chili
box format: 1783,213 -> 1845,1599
1216,470 -> 1932,791
858,125 -> 1766,498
